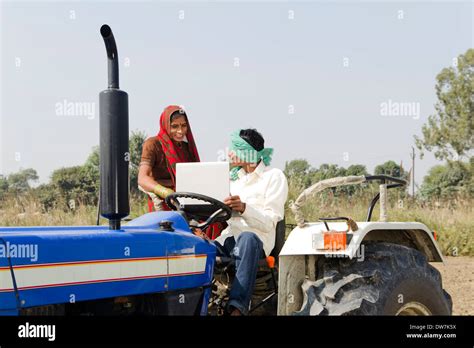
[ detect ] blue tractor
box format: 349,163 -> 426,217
0,25 -> 232,316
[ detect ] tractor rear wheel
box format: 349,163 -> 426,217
296,242 -> 452,315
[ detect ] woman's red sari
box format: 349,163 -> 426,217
157,105 -> 201,185
148,105 -> 223,240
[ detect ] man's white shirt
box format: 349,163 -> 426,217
215,161 -> 289,256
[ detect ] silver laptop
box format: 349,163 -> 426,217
176,162 -> 230,205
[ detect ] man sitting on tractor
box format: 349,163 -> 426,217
213,128 -> 288,315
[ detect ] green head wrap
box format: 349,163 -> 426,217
229,130 -> 273,180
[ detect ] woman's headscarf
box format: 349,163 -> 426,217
157,105 -> 200,187
229,129 -> 273,180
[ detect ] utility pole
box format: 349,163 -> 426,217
411,147 -> 415,197
399,160 -> 403,203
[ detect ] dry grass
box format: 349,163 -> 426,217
0,193 -> 150,227
0,189 -> 472,256
284,181 -> 473,256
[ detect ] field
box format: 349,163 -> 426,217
0,191 -> 472,314
1,189 -> 472,256
283,181 -> 473,256
432,257 -> 474,315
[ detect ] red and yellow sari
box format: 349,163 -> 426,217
147,105 -> 223,240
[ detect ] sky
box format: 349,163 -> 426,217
0,0 -> 472,190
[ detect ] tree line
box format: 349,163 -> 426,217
0,48 -> 472,211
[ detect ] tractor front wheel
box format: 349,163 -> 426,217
296,242 -> 452,316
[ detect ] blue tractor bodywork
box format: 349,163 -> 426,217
0,25 -> 218,316
0,211 -> 216,316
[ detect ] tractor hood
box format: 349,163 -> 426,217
0,212 -> 216,315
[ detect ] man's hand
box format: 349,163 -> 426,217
224,195 -> 246,214
192,228 -> 210,241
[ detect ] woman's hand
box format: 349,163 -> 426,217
138,164 -> 174,199
224,195 -> 246,214
153,184 -> 174,199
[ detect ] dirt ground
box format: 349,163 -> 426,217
431,256 -> 474,315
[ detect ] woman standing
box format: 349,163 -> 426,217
138,105 -> 200,211
139,105 -> 224,239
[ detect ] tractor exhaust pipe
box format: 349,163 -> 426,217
100,25 -> 119,89
99,24 -> 130,230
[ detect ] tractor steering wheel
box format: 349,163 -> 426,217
165,192 -> 232,232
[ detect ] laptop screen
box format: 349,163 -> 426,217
176,162 -> 230,204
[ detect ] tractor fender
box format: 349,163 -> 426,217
277,221 -> 445,315
280,221 -> 444,263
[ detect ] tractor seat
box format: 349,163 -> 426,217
215,255 -> 276,272
213,219 -> 286,314
215,218 -> 286,268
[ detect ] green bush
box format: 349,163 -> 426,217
420,160 -> 473,200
